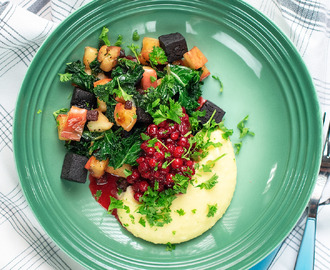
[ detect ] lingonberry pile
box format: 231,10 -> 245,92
126,109 -> 196,201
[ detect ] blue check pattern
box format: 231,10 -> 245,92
0,0 -> 329,269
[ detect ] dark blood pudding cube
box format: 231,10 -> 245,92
159,32 -> 188,62
198,100 -> 226,125
70,87 -> 97,110
136,107 -> 153,124
61,152 -> 89,183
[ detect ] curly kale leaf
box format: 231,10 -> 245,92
64,60 -> 97,92
90,127 -> 143,169
138,64 -> 202,116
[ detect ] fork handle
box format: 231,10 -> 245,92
294,217 -> 316,270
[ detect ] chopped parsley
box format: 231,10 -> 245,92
132,30 -> 140,41
176,209 -> 185,216
207,204 -> 218,217
151,98 -> 183,125
124,169 -> 132,177
99,26 -> 111,46
197,174 -> 219,190
108,196 -> 130,214
150,76 -> 157,83
237,115 -> 255,139
140,133 -> 151,141
114,34 -> 123,46
129,214 -> 135,224
149,46 -> 167,66
235,141 -> 242,155
139,217 -> 146,227
94,190 -> 102,201
191,209 -> 197,214
58,73 -> 72,82
212,75 -> 224,93
127,43 -> 140,64
166,242 -> 176,252
53,108 -> 68,120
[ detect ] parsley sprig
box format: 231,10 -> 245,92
149,46 -> 168,66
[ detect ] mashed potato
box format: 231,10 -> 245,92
117,129 -> 237,244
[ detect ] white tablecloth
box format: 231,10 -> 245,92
0,0 -> 329,269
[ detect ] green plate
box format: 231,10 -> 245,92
14,0 -> 322,269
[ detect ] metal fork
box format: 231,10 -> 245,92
294,113 -> 330,270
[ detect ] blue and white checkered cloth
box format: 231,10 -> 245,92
0,0 -> 329,269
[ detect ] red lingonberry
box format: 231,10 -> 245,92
145,147 -> 156,156
171,158 -> 183,169
139,181 -> 149,193
147,124 -> 158,137
170,131 -> 180,141
173,146 -> 184,158
134,192 -> 143,202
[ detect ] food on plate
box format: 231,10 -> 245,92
117,128 -> 236,244
55,27 -> 237,246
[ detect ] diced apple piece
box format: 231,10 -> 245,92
141,66 -> 157,90
83,46 -> 98,69
140,37 -> 160,62
106,164 -> 132,178
183,46 -> 208,69
56,114 -> 69,141
85,156 -> 108,178
97,98 -> 107,112
114,103 -> 137,132
97,45 -> 121,72
200,65 -> 211,81
87,110 -> 113,132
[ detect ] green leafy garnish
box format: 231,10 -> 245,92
99,26 -> 111,46
114,34 -> 123,46
139,217 -> 146,227
89,127 -> 143,169
59,73 -> 72,82
149,46 -> 167,66
150,76 -> 157,83
151,98 -> 183,125
53,108 -> 68,120
127,43 -> 140,64
166,242 -> 176,252
237,115 -> 255,139
212,75 -> 224,93
124,169 -> 132,177
207,204 -> 218,217
113,78 -> 133,101
141,133 -> 150,141
235,142 -> 242,154
62,61 -> 97,91
176,209 -> 185,216
108,196 -> 129,214
197,174 -> 219,190
132,30 -> 140,41
191,209 -> 197,214
94,190 -> 102,201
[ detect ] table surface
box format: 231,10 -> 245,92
0,0 -> 329,269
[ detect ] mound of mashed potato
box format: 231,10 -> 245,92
117,129 -> 237,244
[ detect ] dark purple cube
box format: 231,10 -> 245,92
61,152 -> 89,183
159,32 -> 188,62
198,100 -> 226,125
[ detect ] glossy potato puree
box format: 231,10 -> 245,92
117,129 -> 237,244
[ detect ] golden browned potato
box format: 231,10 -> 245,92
83,46 -> 98,69
106,164 -> 132,178
97,45 -> 121,72
87,110 -> 113,132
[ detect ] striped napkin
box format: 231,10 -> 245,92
0,0 -> 329,269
